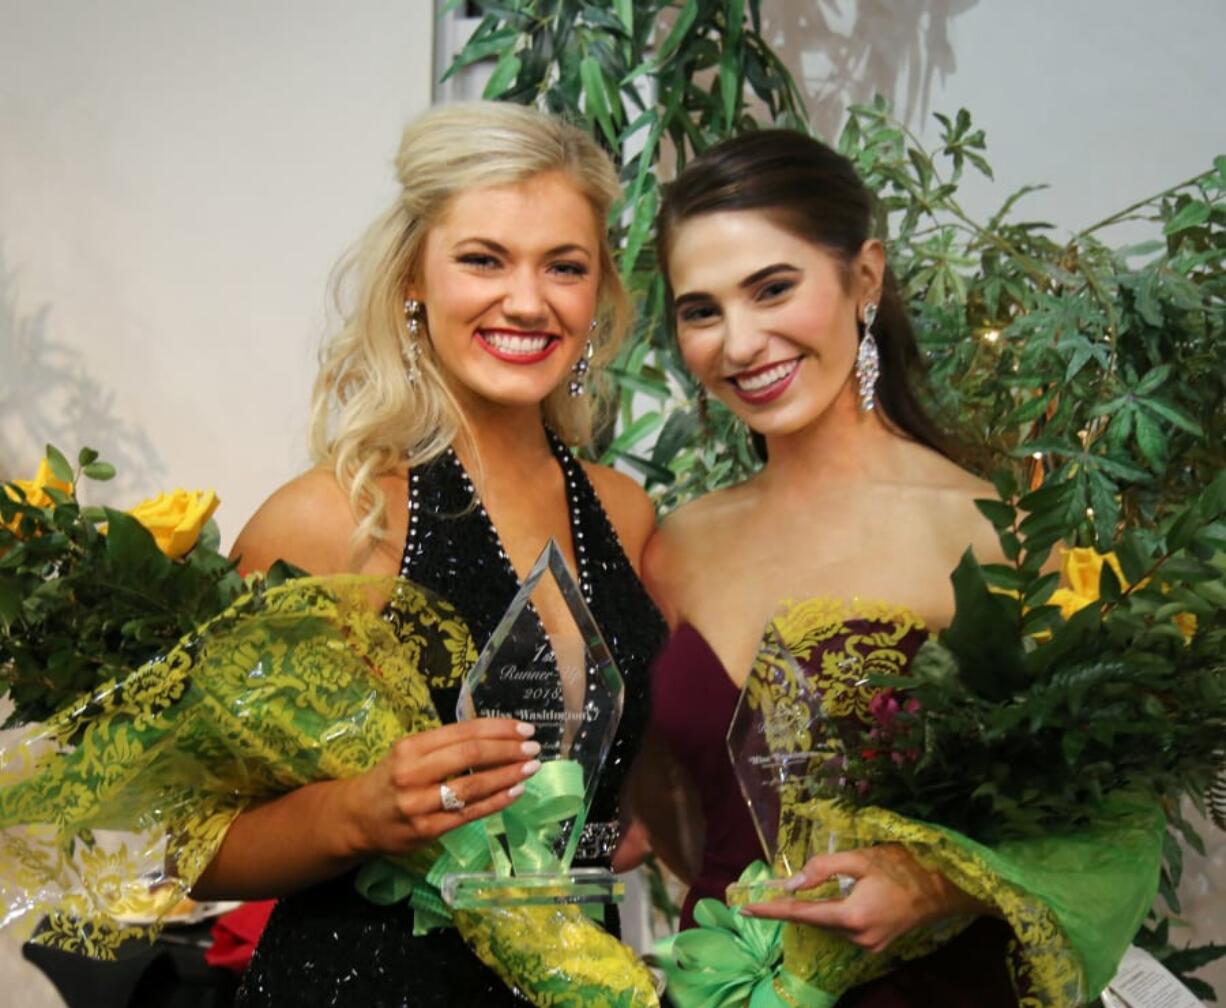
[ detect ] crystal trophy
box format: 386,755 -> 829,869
440,539 -> 625,908
724,623 -> 854,906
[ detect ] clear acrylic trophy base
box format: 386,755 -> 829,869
724,876 -> 792,907
440,867 -> 624,909
725,873 -> 854,908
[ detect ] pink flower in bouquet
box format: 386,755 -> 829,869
863,690 -> 922,765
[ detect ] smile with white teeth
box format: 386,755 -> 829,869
483,332 -> 553,354
732,359 -> 799,392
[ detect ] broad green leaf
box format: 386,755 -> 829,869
614,452 -> 676,486
483,50 -> 522,99
718,49 -> 739,129
441,26 -> 518,78
620,183 -> 658,281
655,0 -> 698,68
82,462 -> 116,481
652,410 -> 700,466
1115,532 -> 1153,585
45,444 -> 73,485
602,412 -> 664,457
613,0 -> 633,35
940,549 -> 1028,700
1163,200 -> 1210,235
0,581 -> 20,629
104,507 -> 172,583
580,56 -> 617,147
974,498 -> 1015,531
1022,572 -> 1061,608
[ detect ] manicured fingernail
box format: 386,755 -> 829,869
508,783 -> 525,798
783,874 -> 807,892
516,722 -> 536,737
521,759 -> 541,776
738,907 -> 757,917
521,741 -> 541,757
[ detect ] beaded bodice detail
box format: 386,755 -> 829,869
396,429 -> 666,857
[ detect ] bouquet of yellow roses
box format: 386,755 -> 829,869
0,446 -> 658,1007
1,445 -> 239,727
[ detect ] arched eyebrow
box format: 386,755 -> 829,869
453,237 -> 593,259
740,263 -> 800,287
673,262 -> 800,311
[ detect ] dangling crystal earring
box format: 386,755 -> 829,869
402,298 -> 424,384
568,339 -> 594,397
855,302 -> 880,412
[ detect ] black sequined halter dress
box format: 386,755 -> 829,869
235,431 -> 666,1007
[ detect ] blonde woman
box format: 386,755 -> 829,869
192,102 -> 666,1005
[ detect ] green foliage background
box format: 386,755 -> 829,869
449,0 -> 1226,998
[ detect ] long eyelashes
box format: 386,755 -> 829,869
453,255 -> 589,279
757,279 -> 794,300
456,254 -> 498,270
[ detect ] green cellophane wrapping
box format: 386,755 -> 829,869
774,795 -> 1164,1007
0,576 -> 657,1007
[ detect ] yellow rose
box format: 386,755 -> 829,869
1049,546 -> 1195,642
1061,547 -> 1126,598
3,458 -> 74,533
128,489 -> 220,559
1172,611 -> 1198,643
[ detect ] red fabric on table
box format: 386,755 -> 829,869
205,900 -> 276,974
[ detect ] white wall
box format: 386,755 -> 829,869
770,0 -> 1226,240
1,0 -> 434,541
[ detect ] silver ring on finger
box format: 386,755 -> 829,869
439,781 -> 465,813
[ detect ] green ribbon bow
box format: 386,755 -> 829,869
354,758 -> 585,934
655,862 -> 838,1008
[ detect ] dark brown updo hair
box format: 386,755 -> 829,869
657,129 -> 953,460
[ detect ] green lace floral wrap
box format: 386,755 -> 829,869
0,576 -> 657,1007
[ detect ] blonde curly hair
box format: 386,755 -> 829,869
310,102 -> 630,553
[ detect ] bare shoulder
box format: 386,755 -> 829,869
912,450 -> 1006,565
643,483 -> 753,625
230,467 -> 358,576
580,462 -> 657,570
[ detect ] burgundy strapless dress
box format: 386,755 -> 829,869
651,619 -> 1020,1008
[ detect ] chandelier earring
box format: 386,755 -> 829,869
568,338 -> 595,398
402,298 -> 425,384
855,301 -> 880,412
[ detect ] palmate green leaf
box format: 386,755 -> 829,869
1138,395 -> 1205,437
1133,410 -> 1167,470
